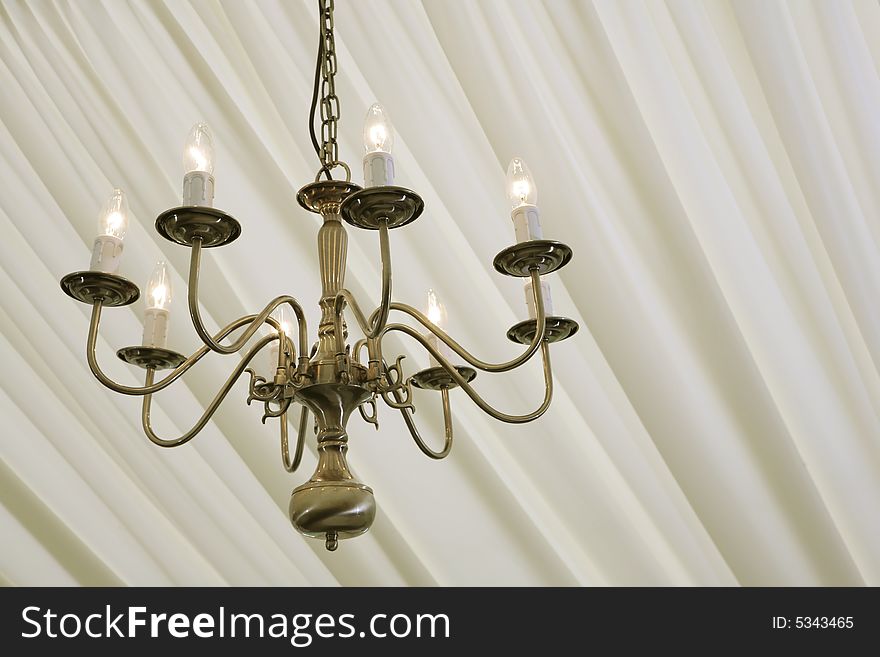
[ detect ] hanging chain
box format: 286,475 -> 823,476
319,0 -> 338,168
312,0 -> 349,181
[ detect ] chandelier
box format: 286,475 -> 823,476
59,0 -> 577,552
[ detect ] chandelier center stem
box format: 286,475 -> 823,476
314,209 -> 348,374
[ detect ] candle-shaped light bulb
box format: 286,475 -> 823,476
507,157 -> 537,209
425,288 -> 452,367
183,122 -> 214,174
363,103 -> 394,154
182,122 -> 215,206
89,188 -> 129,273
273,305 -> 292,341
146,261 -> 171,310
98,188 -> 129,239
506,157 -> 543,243
266,305 -> 293,377
363,103 -> 395,186
143,261 -> 172,348
426,288 -> 446,327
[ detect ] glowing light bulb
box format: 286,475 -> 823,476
145,261 -> 172,311
426,289 -> 447,328
181,122 -> 216,206
98,188 -> 129,239
265,306 -> 293,376
424,289 -> 453,367
183,122 -> 214,174
142,261 -> 172,347
506,157 -> 537,209
269,305 -> 294,352
89,188 -> 129,272
363,103 -> 394,154
271,305 -> 293,341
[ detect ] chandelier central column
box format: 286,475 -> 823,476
315,205 -> 348,371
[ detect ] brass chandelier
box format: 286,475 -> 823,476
60,0 -> 577,551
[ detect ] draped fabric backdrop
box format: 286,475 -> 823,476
1,0 -> 879,586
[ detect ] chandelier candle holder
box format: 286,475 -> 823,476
59,0 -> 578,552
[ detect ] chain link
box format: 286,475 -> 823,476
316,0 -> 346,178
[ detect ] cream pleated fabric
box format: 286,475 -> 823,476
1,0 -> 878,586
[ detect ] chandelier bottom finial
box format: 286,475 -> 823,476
289,382 -> 376,550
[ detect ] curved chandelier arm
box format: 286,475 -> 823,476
333,220 -> 392,353
188,238 -> 309,358
387,269 -> 547,373
140,335 -> 276,448
280,404 -> 308,473
351,338 -> 369,366
86,301 -> 282,396
394,386 -> 454,459
382,324 -> 554,424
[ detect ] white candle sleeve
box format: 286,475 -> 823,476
511,203 -> 542,243
266,342 -> 281,379
363,151 -> 395,187
89,235 -> 124,273
182,171 -> 215,206
142,308 -> 170,348
426,333 -> 455,368
525,279 -> 553,320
